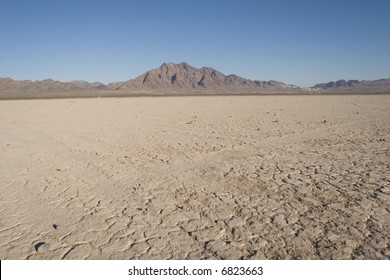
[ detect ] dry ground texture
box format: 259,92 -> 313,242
0,95 -> 389,259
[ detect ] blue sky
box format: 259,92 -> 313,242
1,0 -> 389,87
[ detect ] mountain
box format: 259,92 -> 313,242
108,62 -> 301,93
0,77 -> 106,92
0,63 -> 301,98
69,80 -> 106,89
0,77 -> 108,98
312,78 -> 390,92
1,62 -> 390,98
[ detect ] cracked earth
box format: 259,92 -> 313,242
0,95 -> 389,259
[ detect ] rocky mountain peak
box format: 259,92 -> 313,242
111,62 -> 299,93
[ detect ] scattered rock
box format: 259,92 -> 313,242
34,242 -> 48,253
378,186 -> 390,194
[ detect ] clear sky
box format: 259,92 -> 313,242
1,0 -> 389,87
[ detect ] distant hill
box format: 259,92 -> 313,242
0,77 -> 107,98
1,62 -> 390,98
312,78 -> 390,92
108,62 -> 301,93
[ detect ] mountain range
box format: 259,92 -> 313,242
312,78 -> 390,92
1,62 -> 389,98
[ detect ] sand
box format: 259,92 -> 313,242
0,95 -> 389,260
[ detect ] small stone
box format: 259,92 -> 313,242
378,187 -> 390,194
34,242 -> 48,253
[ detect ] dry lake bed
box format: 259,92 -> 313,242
0,95 -> 389,259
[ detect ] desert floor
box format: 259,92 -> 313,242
0,95 -> 389,259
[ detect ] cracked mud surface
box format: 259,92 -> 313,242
0,95 -> 389,259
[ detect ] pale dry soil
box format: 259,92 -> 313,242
0,95 -> 389,260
